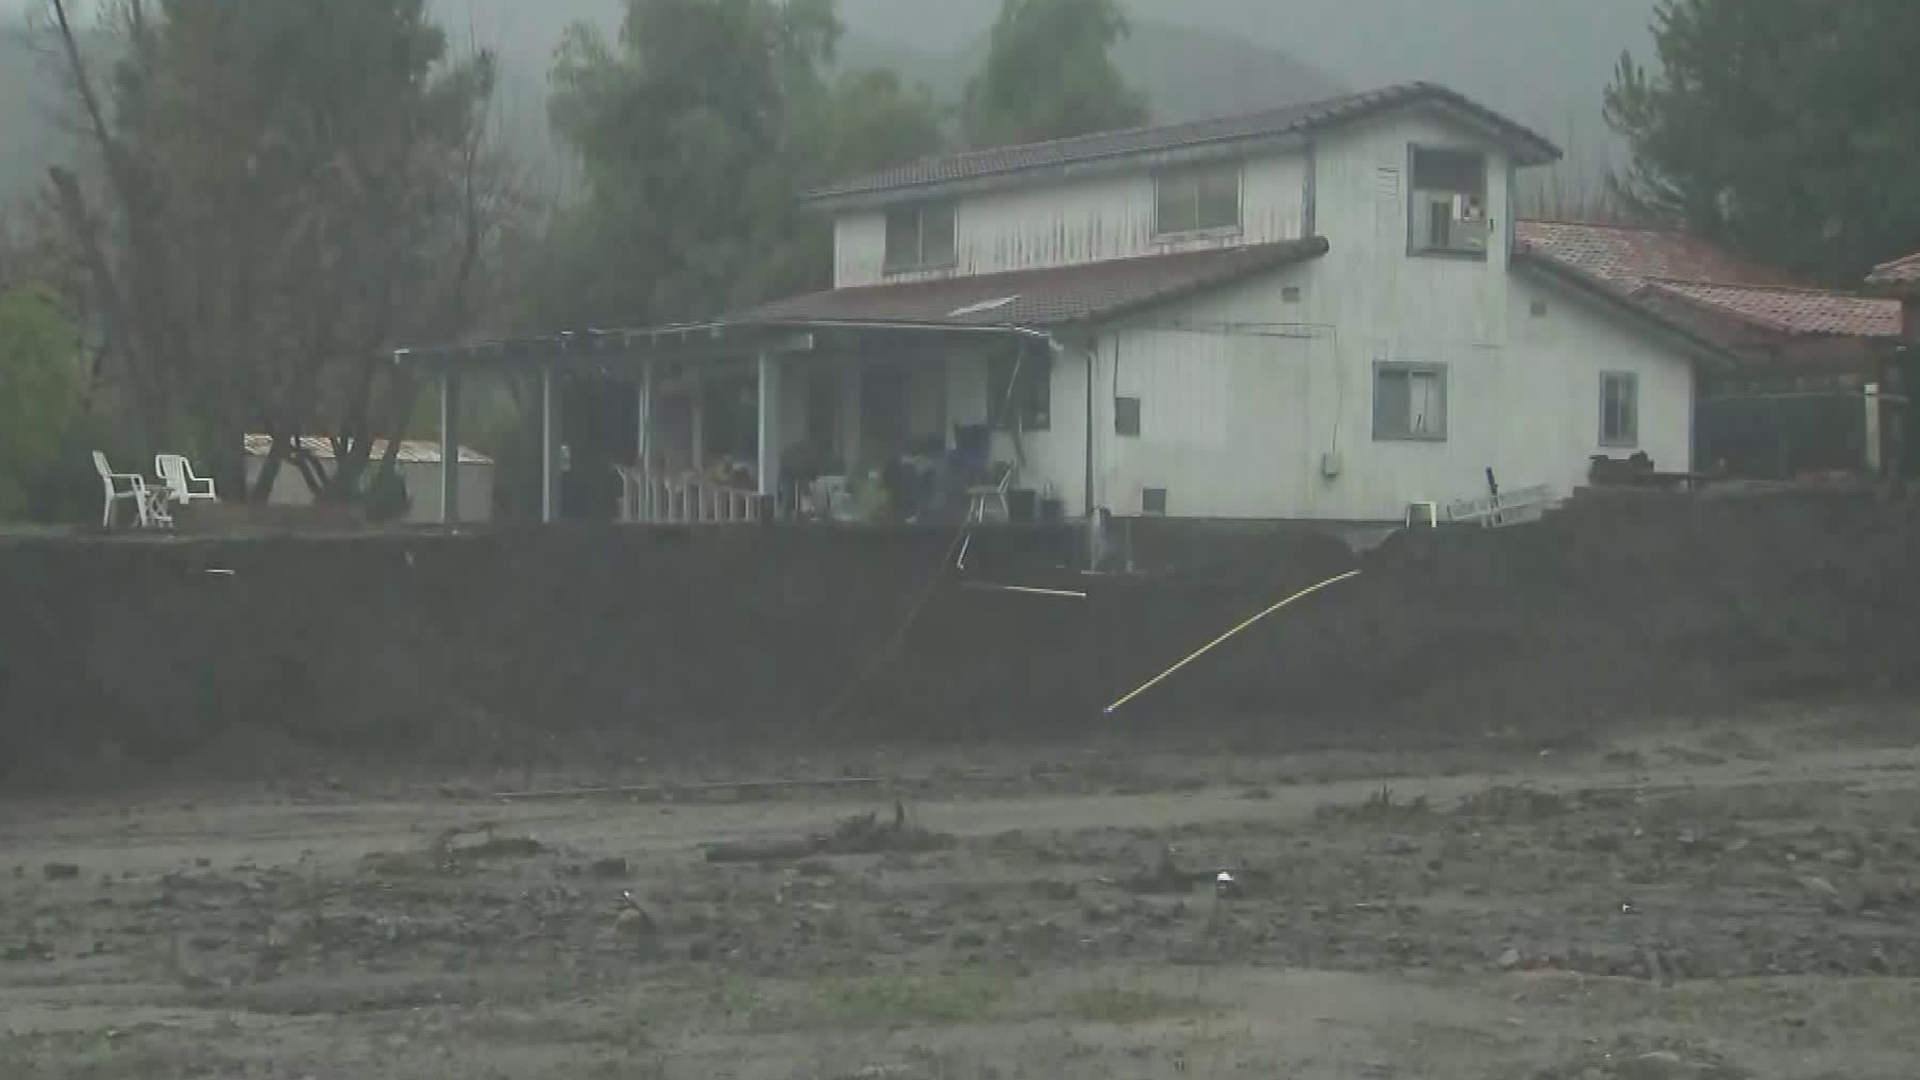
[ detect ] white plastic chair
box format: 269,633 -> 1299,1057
155,454 -> 219,506
93,451 -> 153,528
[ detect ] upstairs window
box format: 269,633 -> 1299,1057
1156,162 -> 1241,235
1408,146 -> 1489,258
884,202 -> 957,273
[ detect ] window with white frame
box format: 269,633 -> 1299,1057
1155,162 -> 1241,235
883,202 -> 957,273
1600,371 -> 1639,447
1408,146 -> 1489,257
1373,362 -> 1448,441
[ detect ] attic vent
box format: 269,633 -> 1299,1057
947,295 -> 1020,318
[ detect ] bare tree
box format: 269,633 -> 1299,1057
44,0 -> 512,504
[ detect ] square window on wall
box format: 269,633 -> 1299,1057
1154,162 -> 1242,235
1141,487 -> 1168,516
1408,145 -> 1489,258
1601,371 -> 1639,448
1114,396 -> 1142,437
1373,362 -> 1448,441
883,202 -> 957,274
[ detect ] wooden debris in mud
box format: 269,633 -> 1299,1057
704,802 -> 953,864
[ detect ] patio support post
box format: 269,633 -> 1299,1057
639,360 -> 655,521
757,349 -> 782,508
540,366 -> 558,524
439,370 -> 462,525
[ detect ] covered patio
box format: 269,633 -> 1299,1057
391,319 -> 1065,527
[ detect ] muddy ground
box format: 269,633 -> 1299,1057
4,708 -> 1919,1079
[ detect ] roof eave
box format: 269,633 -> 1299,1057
806,93 -> 1561,211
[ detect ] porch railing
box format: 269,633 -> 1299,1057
616,467 -> 764,524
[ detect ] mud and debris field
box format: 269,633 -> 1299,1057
5,716 -> 1920,1079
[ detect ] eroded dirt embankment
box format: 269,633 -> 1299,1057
1,490 -> 1915,786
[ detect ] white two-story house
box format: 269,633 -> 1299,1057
729,81 -> 1708,522
405,83 -> 1735,526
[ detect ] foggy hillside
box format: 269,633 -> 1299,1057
3,0 -> 1656,206
435,0 -> 1655,171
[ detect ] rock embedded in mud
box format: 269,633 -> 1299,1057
42,863 -> 80,881
589,857 -> 629,879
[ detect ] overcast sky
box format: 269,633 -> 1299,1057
6,0 -> 1660,155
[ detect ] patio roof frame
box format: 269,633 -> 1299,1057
394,318 -> 1069,531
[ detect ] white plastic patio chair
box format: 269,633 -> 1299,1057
93,451 -> 153,529
155,453 -> 219,506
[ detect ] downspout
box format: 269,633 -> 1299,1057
1083,338 -> 1095,523
1302,138 -> 1317,236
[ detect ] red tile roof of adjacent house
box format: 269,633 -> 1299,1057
1515,219 -> 1900,342
1867,252 -> 1920,290
1640,280 -> 1902,339
726,238 -> 1330,329
810,83 -> 1561,203
1514,219 -> 1797,291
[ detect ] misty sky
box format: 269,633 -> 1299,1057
5,0 -> 1660,167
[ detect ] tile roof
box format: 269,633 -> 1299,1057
725,238 -> 1330,329
1641,281 -> 1902,339
1514,219 -> 1797,291
242,434 -> 492,466
1516,219 -> 1899,341
1867,252 -> 1920,290
810,83 -> 1561,202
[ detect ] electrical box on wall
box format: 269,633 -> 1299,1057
1320,451 -> 1343,479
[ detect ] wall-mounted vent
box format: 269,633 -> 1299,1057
1282,286 -> 1303,304
1142,487 -> 1168,516
1530,300 -> 1549,318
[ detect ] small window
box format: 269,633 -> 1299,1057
1114,396 -> 1141,437
1601,371 -> 1639,447
1409,146 -> 1488,258
1142,487 -> 1168,516
987,349 -> 1051,432
1155,162 -> 1241,235
884,203 -> 957,273
1373,362 -> 1448,441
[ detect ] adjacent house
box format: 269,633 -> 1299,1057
1515,220 -> 1904,478
395,83 -> 1902,525
242,435 -> 496,524
1868,252 -> 1920,331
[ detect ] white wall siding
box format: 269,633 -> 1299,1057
834,154 -> 1309,288
991,257 -> 1695,522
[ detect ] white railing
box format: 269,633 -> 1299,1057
617,467 -> 763,525
1445,484 -> 1556,528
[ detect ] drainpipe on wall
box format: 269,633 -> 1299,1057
1082,341 -> 1094,521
